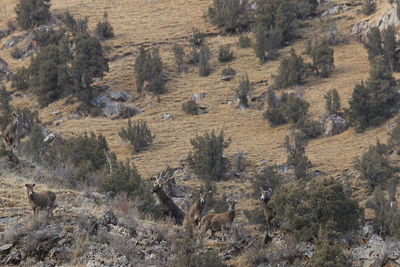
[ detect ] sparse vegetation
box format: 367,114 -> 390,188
218,44 -> 234,62
362,0 -> 376,15
199,45 -> 212,77
182,99 -> 199,115
15,0 -> 51,30
94,11 -> 114,40
207,0 -> 251,33
284,133 -> 310,179
233,74 -> 253,109
311,41 -> 334,77
173,44 -> 186,73
276,49 -> 306,88
238,35 -> 251,48
118,119 -> 153,153
187,130 -> 231,180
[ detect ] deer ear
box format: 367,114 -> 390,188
259,187 -> 264,191
226,198 -> 229,203
32,183 -> 36,187
25,184 -> 28,187
268,188 -> 273,193
235,200 -> 237,204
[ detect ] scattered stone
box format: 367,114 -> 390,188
100,209 -> 118,226
0,244 -> 13,254
192,93 -> 206,102
162,113 -> 172,121
321,4 -> 349,18
321,113 -> 346,137
326,25 -> 339,45
51,110 -> 61,116
110,91 -> 129,102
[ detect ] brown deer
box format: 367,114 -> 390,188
2,112 -> 21,151
25,183 -> 56,218
188,190 -> 211,227
152,170 -> 185,225
260,187 -> 275,236
199,198 -> 237,238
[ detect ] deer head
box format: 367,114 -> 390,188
25,183 -> 36,197
199,190 -> 212,204
226,198 -> 237,212
260,187 -> 273,202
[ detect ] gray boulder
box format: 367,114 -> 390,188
110,91 -> 129,102
322,114 -> 346,137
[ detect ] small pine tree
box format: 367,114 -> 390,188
362,0 -> 377,15
11,66 -> 30,91
276,49 -> 306,88
253,20 -> 267,63
15,0 -> 51,30
199,46 -> 211,77
207,0 -> 251,33
311,41 -> 334,77
284,133 -> 309,179
383,25 -> 397,71
173,44 -> 185,73
182,99 -> 198,115
324,89 -> 341,116
309,229 -> 346,267
364,27 -> 383,60
0,86 -> 12,132
218,44 -> 234,62
118,119 -> 153,153
187,130 -> 231,180
95,11 -> 114,40
233,74 -> 253,109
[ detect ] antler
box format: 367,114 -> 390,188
160,169 -> 182,185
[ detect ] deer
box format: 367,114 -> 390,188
188,189 -> 211,228
25,183 -> 56,218
199,198 -> 237,238
260,187 -> 275,242
152,170 -> 185,225
2,111 -> 21,152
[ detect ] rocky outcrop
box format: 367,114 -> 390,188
93,92 -> 141,119
321,113 -> 346,137
351,4 -> 400,42
321,4 -> 350,18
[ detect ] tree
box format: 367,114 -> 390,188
383,25 -> 397,71
233,74 -> 253,109
362,0 -> 376,15
284,133 -> 309,179
311,41 -> 334,77
276,49 -> 306,88
270,178 -> 362,241
364,27 -> 383,60
253,20 -> 268,63
309,229 -> 346,267
199,46 -> 211,77
94,11 -> 114,40
348,56 -> 399,131
0,86 -> 12,132
324,89 -> 341,116
207,0 -> 251,33
173,44 -> 185,73
15,0 -> 51,30
187,130 -> 231,180
134,47 -> 165,95
71,35 -> 109,105
118,119 -> 153,153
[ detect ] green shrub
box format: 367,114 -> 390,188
15,0 -> 51,30
25,121 -> 44,162
263,107 -> 287,126
221,67 -> 236,78
233,74 -> 253,108
362,0 -> 376,15
284,134 -> 309,179
364,27 -> 383,60
383,26 -> 397,71
280,93 -> 310,123
311,41 -> 334,77
32,28 -> 65,48
187,130 -> 231,180
0,86 -> 12,132
134,47 -> 165,95
188,27 -> 205,47
173,44 -> 185,72
10,47 -> 23,59
309,229 -> 346,267
0,142 -> 19,169
99,158 -> 162,219
207,0 -> 251,33
11,66 -> 30,91
355,141 -> 394,190
238,35 -> 251,48
118,119 -> 153,153
347,56 -> 399,132
276,49 -> 306,88
324,89 -> 341,116
171,223 -> 226,267
270,178 -> 362,241
294,117 -> 323,139
218,44 -> 234,62
187,47 -> 199,65
182,99 -> 198,115
253,20 -> 267,63
199,46 -> 211,77
94,12 -> 114,40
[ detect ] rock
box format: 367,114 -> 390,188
51,110 -> 61,116
326,25 -> 339,45
352,235 -> 388,262
110,91 -> 129,102
100,209 -> 118,226
0,243 -> 13,254
221,75 -> 234,81
322,114 -> 346,137
4,250 -> 21,265
162,113 -> 173,121
103,102 -> 141,119
172,197 -> 190,211
321,4 -> 349,18
4,36 -> 21,49
192,93 -> 206,102
43,132 -> 57,145
351,5 -> 400,42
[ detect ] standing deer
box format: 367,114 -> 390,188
152,170 -> 185,225
188,190 -> 211,227
2,112 -> 21,151
25,183 -> 56,218
199,198 -> 237,238
260,187 -> 275,237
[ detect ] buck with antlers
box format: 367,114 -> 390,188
2,111 -> 21,151
152,170 -> 185,225
199,198 -> 237,238
188,189 -> 211,227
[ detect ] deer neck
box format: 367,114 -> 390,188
226,209 -> 235,222
156,188 -> 169,201
28,192 -> 35,201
